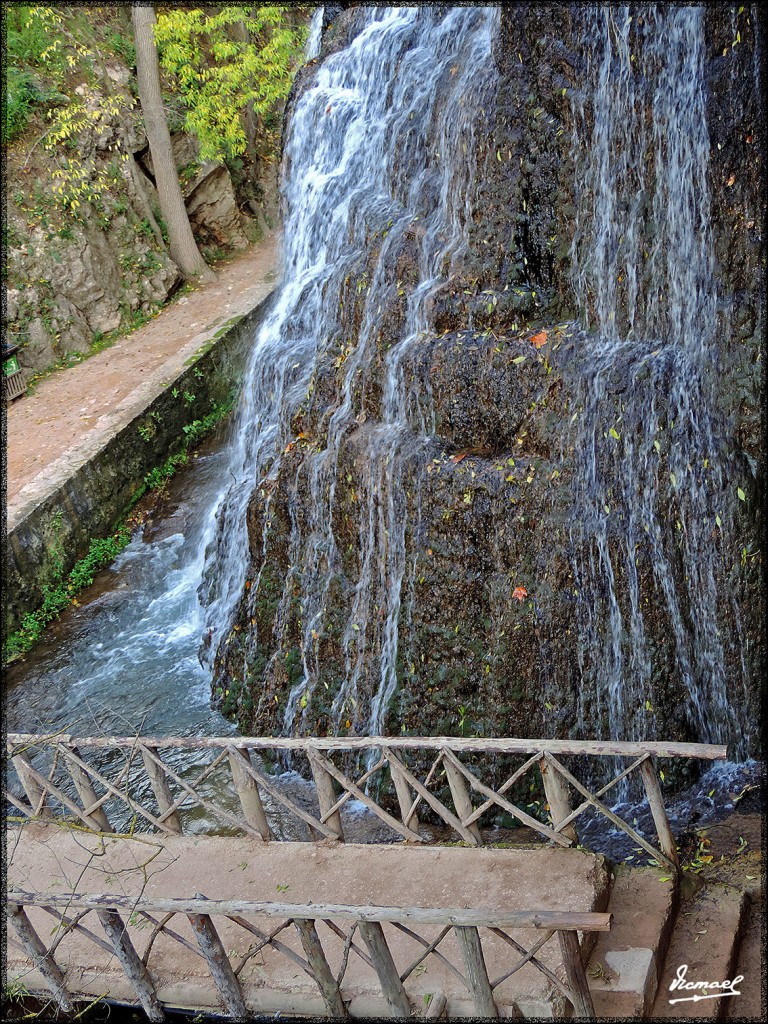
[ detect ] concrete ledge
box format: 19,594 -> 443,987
7,827 -> 611,1019
3,291 -> 275,640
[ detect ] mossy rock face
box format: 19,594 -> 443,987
213,5 -> 764,760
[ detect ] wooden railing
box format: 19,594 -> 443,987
5,734 -> 726,872
7,889 -> 611,1019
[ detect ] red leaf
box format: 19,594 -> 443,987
530,331 -> 548,349
512,586 -> 528,602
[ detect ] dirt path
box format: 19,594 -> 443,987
4,234 -> 279,510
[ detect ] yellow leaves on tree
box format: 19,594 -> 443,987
154,6 -> 306,165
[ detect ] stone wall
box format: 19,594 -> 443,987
3,296 -> 275,641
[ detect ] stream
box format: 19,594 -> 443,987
5,435 -> 235,741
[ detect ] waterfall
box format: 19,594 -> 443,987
305,6 -> 323,61
200,8 -> 500,737
566,6 -> 749,753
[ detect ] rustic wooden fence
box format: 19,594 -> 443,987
6,734 -> 726,871
7,889 -> 611,1019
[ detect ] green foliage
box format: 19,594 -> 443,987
154,5 -> 307,164
4,524 -> 131,662
4,68 -> 40,143
6,4 -> 57,67
143,450 -> 189,491
9,7 -> 136,209
3,4 -> 65,143
130,393 -> 238,507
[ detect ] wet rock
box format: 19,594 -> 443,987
213,5 -> 763,759
407,329 -> 549,452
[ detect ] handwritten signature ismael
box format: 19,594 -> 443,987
668,964 -> 744,1005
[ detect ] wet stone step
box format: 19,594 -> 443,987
650,883 -> 747,1019
588,865 -> 677,1019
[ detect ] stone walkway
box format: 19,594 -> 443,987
4,236 -> 279,530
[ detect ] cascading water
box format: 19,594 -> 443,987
201,7 -> 500,739
6,4 -> 758,818
305,5 -> 323,61
565,5 -> 750,755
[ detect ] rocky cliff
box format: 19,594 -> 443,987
209,5 -> 763,759
5,64 -> 265,376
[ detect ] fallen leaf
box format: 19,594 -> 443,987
451,452 -> 468,463
530,330 -> 548,348
726,173 -> 736,186
512,586 -> 528,602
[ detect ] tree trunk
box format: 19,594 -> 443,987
230,19 -> 261,172
131,4 -> 215,284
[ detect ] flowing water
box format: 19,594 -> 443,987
4,440 -> 238,740
565,5 -> 750,756
198,6 -> 501,742
305,5 -> 323,61
6,6 -> 756,830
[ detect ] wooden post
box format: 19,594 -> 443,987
387,752 -> 480,845
97,909 -> 165,1021
539,756 -> 578,843
188,899 -> 248,1019
443,755 -> 483,844
639,758 -> 680,869
358,921 -> 411,1018
391,764 -> 421,837
63,746 -> 111,832
228,749 -> 270,839
141,746 -> 182,833
454,926 -> 498,1018
309,753 -> 343,840
10,751 -> 52,819
7,904 -> 75,1014
423,991 -> 447,1018
558,930 -> 595,1019
294,919 -> 348,1017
